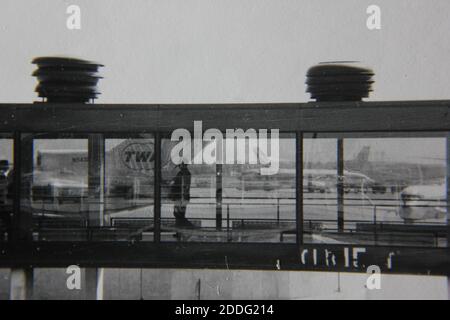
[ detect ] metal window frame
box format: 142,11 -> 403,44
0,101 -> 449,275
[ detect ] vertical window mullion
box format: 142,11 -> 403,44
154,132 -> 161,243
296,132 -> 303,245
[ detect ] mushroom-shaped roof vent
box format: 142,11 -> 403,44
306,61 -> 374,101
32,56 -> 103,103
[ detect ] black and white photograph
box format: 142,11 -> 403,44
0,0 -> 449,305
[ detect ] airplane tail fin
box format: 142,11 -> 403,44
355,146 -> 370,163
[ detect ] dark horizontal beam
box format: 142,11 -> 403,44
0,242 -> 448,276
0,100 -> 450,133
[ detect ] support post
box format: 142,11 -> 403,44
86,134 -> 105,300
447,134 -> 450,249
296,132 -> 303,245
448,276 -> 450,301
446,134 -> 450,299
216,163 -> 222,230
9,133 -> 34,300
154,133 -> 161,242
85,268 -> 104,300
88,134 -> 105,227
10,267 -> 33,300
337,138 -> 344,232
12,133 -> 33,242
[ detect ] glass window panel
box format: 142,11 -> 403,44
222,133 -> 296,243
105,135 -> 154,242
303,134 -> 447,247
161,131 -> 295,243
27,136 -> 89,241
303,138 -> 338,242
161,136 -> 216,242
343,137 -> 447,247
25,134 -> 156,242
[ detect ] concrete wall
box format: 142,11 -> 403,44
0,268 -> 447,299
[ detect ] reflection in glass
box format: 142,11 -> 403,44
29,137 -> 89,241
345,138 -> 447,247
161,132 -> 296,243
303,139 -> 338,240
161,137 -> 216,242
222,134 -> 296,243
303,136 -> 447,247
27,135 -> 156,242
105,136 -> 154,241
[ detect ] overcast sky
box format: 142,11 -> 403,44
0,0 -> 450,103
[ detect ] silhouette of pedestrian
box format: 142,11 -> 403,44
170,162 -> 193,227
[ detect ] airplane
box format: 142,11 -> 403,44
234,146 -> 375,193
27,137 -> 218,215
398,181 -> 446,222
345,146 -> 447,222
235,166 -> 375,193
3,139 -> 376,211
3,137 -> 446,225
343,146 -> 445,193
344,145 -> 447,222
28,138 -> 176,216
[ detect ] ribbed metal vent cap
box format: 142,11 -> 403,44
32,56 -> 103,103
306,61 -> 374,101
